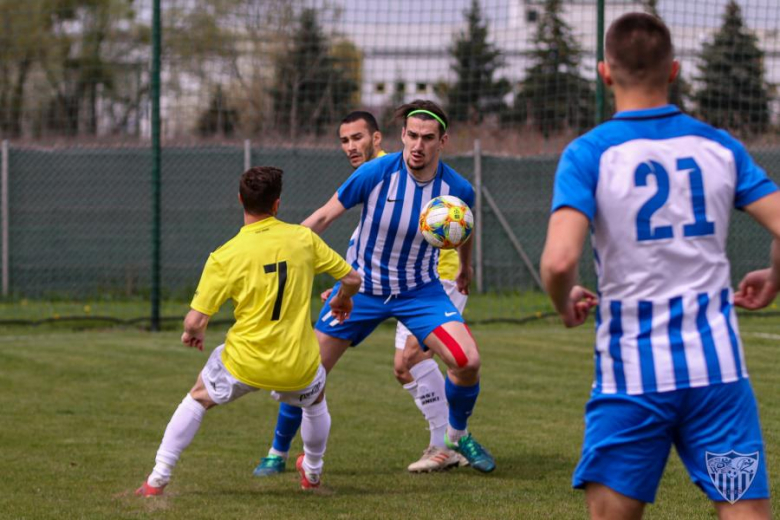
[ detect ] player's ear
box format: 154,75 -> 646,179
598,61 -> 613,87
238,192 -> 243,205
272,198 -> 281,215
440,132 -> 449,147
669,60 -> 680,84
373,131 -> 382,149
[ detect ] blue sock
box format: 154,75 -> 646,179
271,403 -> 303,454
445,377 -> 480,431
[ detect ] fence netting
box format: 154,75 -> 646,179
1,0 -> 779,326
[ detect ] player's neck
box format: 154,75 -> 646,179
614,90 -> 670,113
244,212 -> 274,226
407,159 -> 439,183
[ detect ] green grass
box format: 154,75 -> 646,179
1,318 -> 779,519
0,291 -> 558,327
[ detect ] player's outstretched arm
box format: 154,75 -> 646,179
540,208 -> 598,327
182,309 -> 210,351
329,269 -> 361,323
736,193 -> 780,310
302,193 -> 347,235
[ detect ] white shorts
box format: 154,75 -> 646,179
394,279 -> 468,350
201,344 -> 327,408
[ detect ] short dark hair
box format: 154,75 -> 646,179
394,99 -> 449,137
338,111 -> 379,136
239,166 -> 283,216
605,12 -> 673,88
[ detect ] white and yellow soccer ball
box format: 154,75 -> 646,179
419,195 -> 474,249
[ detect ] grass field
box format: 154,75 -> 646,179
2,317 -> 779,519
0,291 -> 559,327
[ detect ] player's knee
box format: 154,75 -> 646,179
433,325 -> 478,371
394,362 -> 413,384
453,352 -> 480,378
403,343 -> 428,369
188,389 -> 217,410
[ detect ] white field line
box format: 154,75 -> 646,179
745,332 -> 780,341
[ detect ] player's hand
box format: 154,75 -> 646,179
320,287 -> 333,303
560,285 -> 598,328
329,294 -> 353,324
181,331 -> 205,351
735,268 -> 778,310
456,265 -> 473,295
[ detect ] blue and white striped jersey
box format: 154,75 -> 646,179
552,105 -> 778,395
338,151 -> 475,296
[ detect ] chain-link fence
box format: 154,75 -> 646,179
1,0 -> 779,326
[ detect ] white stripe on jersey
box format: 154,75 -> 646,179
368,172 -> 402,291
707,289 -> 738,383
680,293 -> 710,388
618,308 -> 643,395
726,297 -> 748,378
354,179 -> 386,293
650,302 -> 676,393
403,181 -> 435,287
595,303 -> 616,394
388,174 -> 419,294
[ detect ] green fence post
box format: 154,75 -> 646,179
151,0 -> 161,331
595,0 -> 606,125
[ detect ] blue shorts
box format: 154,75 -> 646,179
573,379 -> 768,504
315,280 -> 464,347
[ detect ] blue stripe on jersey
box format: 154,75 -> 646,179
720,288 -> 743,377
608,300 -> 627,393
414,171 -> 444,286
594,300 -> 603,389
668,296 -> 689,389
361,178 -> 392,294
637,301 -> 657,393
696,293 -> 722,384
396,181 -> 425,293
379,172 -> 408,295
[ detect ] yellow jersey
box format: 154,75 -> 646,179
374,149 -> 459,281
190,217 -> 352,391
437,249 -> 459,281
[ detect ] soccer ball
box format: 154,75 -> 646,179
419,195 -> 474,249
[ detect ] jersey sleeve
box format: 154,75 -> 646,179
459,182 -> 476,209
551,139 -> 599,221
190,254 -> 231,316
311,231 -> 353,279
731,139 -> 779,208
337,161 -> 383,209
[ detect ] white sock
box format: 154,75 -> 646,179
403,380 -> 418,400
301,399 -> 330,475
149,393 -> 206,486
408,359 -> 448,449
446,425 -> 468,445
268,448 -> 288,459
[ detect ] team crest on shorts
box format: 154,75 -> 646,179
705,451 -> 759,504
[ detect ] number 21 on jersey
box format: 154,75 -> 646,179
634,157 -> 716,242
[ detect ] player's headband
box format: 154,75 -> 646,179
406,109 -> 447,131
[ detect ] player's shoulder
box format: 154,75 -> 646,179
346,151 -> 403,186
273,220 -> 316,241
440,161 -> 473,191
579,106 -> 745,155
674,115 -> 749,155
361,150 -> 402,174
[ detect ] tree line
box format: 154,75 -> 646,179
0,0 -> 772,141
